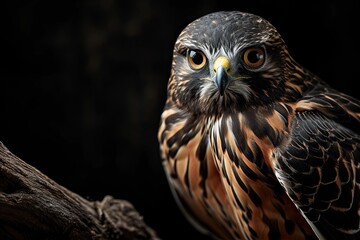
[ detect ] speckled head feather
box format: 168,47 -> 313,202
176,11 -> 282,52
168,11 -> 310,116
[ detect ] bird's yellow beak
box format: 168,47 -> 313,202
214,56 -> 231,72
213,56 -> 231,96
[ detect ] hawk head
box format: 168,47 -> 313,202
168,11 -> 309,116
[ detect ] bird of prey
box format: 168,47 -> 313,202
158,11 -> 360,240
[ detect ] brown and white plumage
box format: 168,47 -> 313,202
158,11 -> 360,239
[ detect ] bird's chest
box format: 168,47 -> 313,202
208,112 -> 299,238
158,107 -> 244,238
160,105 -> 314,239
209,111 -> 288,176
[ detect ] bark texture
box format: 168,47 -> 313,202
0,142 -> 159,240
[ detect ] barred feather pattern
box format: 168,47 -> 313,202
208,104 -> 318,239
158,101 -> 243,239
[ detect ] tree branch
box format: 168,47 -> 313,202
0,141 -> 159,240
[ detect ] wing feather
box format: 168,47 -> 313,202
274,110 -> 360,239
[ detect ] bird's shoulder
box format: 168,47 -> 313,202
295,81 -> 360,134
273,81 -> 360,239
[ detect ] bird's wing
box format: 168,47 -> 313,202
274,88 -> 360,239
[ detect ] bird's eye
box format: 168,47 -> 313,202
242,47 -> 265,69
187,49 -> 207,70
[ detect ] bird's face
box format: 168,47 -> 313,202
168,11 -> 292,116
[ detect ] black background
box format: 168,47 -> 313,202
2,1 -> 359,239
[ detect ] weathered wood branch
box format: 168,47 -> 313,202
0,141 -> 159,240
